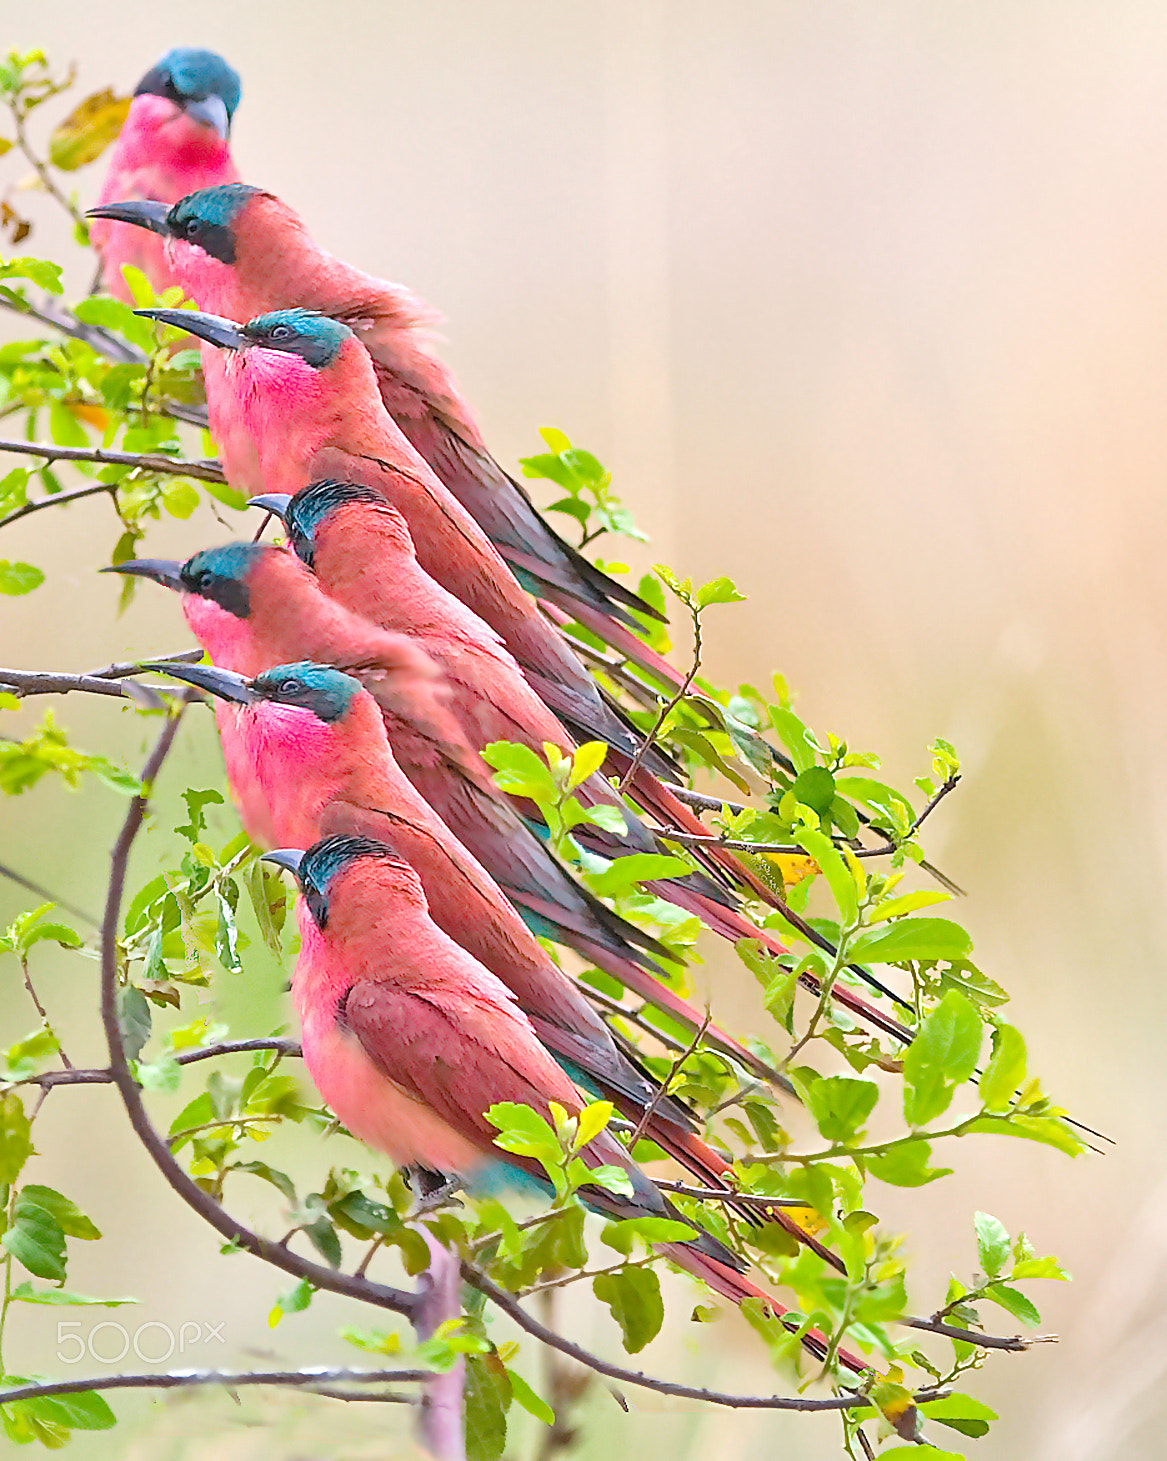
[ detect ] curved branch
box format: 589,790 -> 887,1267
462,1263 -> 943,1413
0,479 -> 119,528
0,1367 -> 428,1406
96,702 -> 417,1321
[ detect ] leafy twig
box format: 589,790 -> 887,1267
13,1039 -> 303,1089
617,600 -> 702,793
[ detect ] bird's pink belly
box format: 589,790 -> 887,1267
301,1018 -> 486,1174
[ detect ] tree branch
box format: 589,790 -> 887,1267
0,439 -> 225,521
0,666 -> 171,707
462,1263 -> 944,1412
0,292 -> 146,365
96,701 -> 418,1320
0,1367 -> 429,1407
901,1315 -> 1045,1352
13,1039 -> 303,1090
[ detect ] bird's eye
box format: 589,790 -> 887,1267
278,678 -> 300,695
195,570 -> 215,590
183,218 -> 201,239
268,324 -> 292,342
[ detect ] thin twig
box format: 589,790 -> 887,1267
617,606 -> 702,793
626,1010 -> 712,1152
0,479 -> 119,528
86,648 -> 204,679
0,1367 -> 429,1406
0,293 -> 146,364
0,859 -> 97,928
653,1180 -> 812,1209
0,438 -> 224,511
14,1039 -> 303,1090
464,1263 -> 943,1412
11,106 -> 86,230
96,701 -> 417,1320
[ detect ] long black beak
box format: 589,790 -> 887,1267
152,662 -> 260,705
247,493 -> 292,521
86,198 -> 172,234
134,308 -> 248,352
261,848 -> 305,881
100,558 -> 185,591
183,94 -> 231,140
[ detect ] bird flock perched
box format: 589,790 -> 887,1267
80,46 -> 923,1378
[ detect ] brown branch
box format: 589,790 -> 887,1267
0,438 -> 225,518
0,478 -> 119,528
463,1263 -> 948,1412
0,1367 -> 428,1407
902,1315 -> 1049,1352
14,1039 -> 303,1090
0,667 -> 171,707
96,700 -> 417,1321
415,1229 -> 467,1460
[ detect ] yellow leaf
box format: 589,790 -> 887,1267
764,852 -> 819,888
49,89 -> 132,171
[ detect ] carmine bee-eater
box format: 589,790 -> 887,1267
85,182 -> 676,682
103,546 -> 778,1065
107,544 -> 912,1048
124,305 -> 680,785
152,658 -> 835,1266
262,834 -> 868,1366
90,51 -> 241,301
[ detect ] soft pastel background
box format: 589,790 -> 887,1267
2,2 -> 1162,1456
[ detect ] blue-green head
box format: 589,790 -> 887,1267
263,834 -> 413,931
134,49 -> 242,137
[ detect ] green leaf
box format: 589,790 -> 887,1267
464,1352 -> 509,1461
794,826 -> 858,924
0,256 -> 63,293
574,1101 -> 614,1148
866,1139 -> 953,1187
1011,1254 -> 1070,1281
20,1186 -> 100,1240
921,1391 -> 998,1439
593,1266 -> 664,1353
979,1023 -> 1027,1112
505,1366 -> 554,1427
3,1193 -> 66,1279
601,1215 -> 697,1255
963,1113 -> 1084,1156
767,706 -> 820,773
849,918 -> 973,966
983,1282 -> 1041,1327
901,990 -> 982,1127
0,561 -> 44,595
790,765 -> 835,815
585,852 -> 692,899
22,1388 -> 116,1431
0,1091 -> 31,1183
695,575 -> 747,608
868,890 -> 951,923
974,1211 -> 1010,1278
11,1284 -> 137,1306
117,985 -> 151,1063
481,741 -> 555,802
805,1075 -> 879,1142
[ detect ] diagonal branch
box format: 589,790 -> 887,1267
0,439 -> 225,521
96,699 -> 418,1321
19,1039 -> 303,1090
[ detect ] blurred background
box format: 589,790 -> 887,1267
2,1 -> 1164,1455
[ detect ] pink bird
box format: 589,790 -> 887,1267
262,833 -> 869,1370
85,181 -> 676,682
125,305 -> 680,789
152,656 -> 837,1269
108,543 -> 912,1051
89,50 -> 241,301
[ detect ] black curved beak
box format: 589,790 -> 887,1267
152,662 -> 259,705
247,493 -> 292,522
182,94 -> 230,140
100,558 -> 185,591
261,848 -> 305,881
86,199 -> 172,235
134,308 -> 247,352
